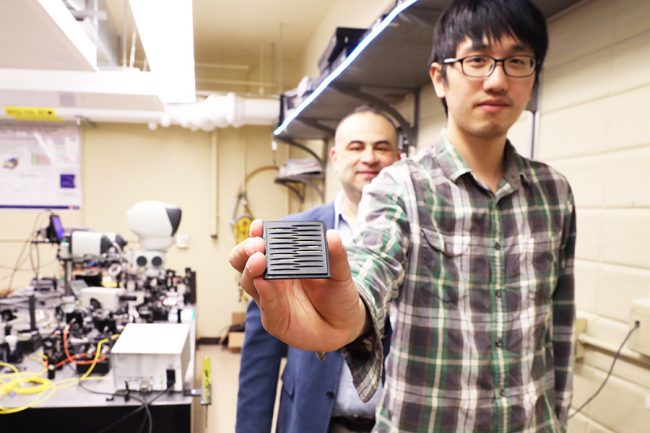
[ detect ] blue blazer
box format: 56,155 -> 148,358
235,203 -> 391,433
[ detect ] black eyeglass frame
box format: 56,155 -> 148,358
442,55 -> 538,78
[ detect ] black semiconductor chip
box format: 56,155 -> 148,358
263,221 -> 330,280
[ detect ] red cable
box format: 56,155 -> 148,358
60,325 -> 107,367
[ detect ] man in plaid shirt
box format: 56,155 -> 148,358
230,0 -> 576,432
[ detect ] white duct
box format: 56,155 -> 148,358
0,92 -> 279,132
162,93 -> 279,131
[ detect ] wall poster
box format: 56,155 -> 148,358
0,122 -> 81,210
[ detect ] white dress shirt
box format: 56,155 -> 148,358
331,191 -> 382,419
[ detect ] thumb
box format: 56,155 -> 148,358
325,230 -> 352,282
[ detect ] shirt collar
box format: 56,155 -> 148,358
435,129 -> 530,190
435,130 -> 471,182
333,190 -> 354,245
333,190 -> 346,230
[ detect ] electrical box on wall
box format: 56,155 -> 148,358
575,315 -> 587,360
629,298 -> 650,357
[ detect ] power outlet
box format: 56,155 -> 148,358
629,299 -> 650,356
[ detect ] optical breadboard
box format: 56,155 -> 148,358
263,221 -> 330,279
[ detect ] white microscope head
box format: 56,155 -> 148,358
126,201 -> 182,252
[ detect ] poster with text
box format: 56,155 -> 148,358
0,123 -> 81,210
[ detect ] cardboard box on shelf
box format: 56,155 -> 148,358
228,331 -> 245,353
231,311 -> 246,326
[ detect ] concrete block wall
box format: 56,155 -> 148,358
538,0 -> 650,431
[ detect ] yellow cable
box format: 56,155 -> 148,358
55,375 -> 107,391
27,355 -> 47,375
0,361 -> 19,374
80,338 -> 109,381
0,335 -> 116,414
0,381 -> 56,414
0,375 -> 56,414
12,376 -> 50,395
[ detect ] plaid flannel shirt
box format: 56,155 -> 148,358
343,133 -> 576,433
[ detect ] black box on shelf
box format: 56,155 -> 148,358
317,27 -> 367,74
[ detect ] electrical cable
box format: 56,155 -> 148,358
0,382 -> 57,414
28,236 -> 42,280
136,394 -> 153,433
79,338 -> 110,381
568,321 -> 641,419
62,325 -> 109,366
28,238 -> 38,279
93,401 -> 146,433
0,258 -> 58,272
90,386 -> 171,433
4,211 -> 48,291
5,237 -> 32,291
1,307 -> 115,415
0,361 -> 20,374
0,361 -> 58,414
0,337 -> 113,415
77,378 -> 121,397
140,386 -> 173,433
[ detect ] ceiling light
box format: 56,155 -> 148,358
129,0 -> 195,103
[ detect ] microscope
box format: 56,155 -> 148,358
125,201 -> 186,321
126,201 -> 182,279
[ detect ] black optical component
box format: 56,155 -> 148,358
263,221 -> 330,280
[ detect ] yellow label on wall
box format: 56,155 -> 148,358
4,106 -> 62,122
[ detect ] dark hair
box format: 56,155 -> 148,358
430,0 -> 548,82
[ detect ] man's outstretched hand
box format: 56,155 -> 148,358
229,219 -> 368,352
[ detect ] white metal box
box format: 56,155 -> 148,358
79,287 -> 125,311
111,323 -> 190,392
630,298 -> 650,357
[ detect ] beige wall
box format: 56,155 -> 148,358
537,1 -> 650,432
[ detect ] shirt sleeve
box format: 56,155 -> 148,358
342,167 -> 412,401
552,187 -> 577,431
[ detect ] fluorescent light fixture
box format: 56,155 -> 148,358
273,0 -> 419,136
129,0 -> 195,103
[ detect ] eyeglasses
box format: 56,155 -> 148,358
443,55 -> 537,78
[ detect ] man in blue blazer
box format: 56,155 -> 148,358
236,106 -> 400,433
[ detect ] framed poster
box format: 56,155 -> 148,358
0,123 -> 81,209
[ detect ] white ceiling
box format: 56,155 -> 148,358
98,0 -> 333,93
0,0 -> 584,116
0,0 -> 97,71
103,0 -> 331,59
192,0 -> 332,60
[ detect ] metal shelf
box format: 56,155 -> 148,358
275,173 -> 325,203
273,0 -> 584,147
275,0 -> 440,148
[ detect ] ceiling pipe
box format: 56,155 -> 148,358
164,92 -> 279,131
0,92 -> 279,132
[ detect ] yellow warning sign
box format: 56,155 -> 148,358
4,106 -> 62,122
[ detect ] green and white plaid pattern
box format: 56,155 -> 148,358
343,133 -> 576,433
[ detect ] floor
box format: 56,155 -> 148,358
191,345 -> 283,433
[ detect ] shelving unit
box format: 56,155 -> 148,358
272,0 -> 583,194
275,0 -> 439,149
